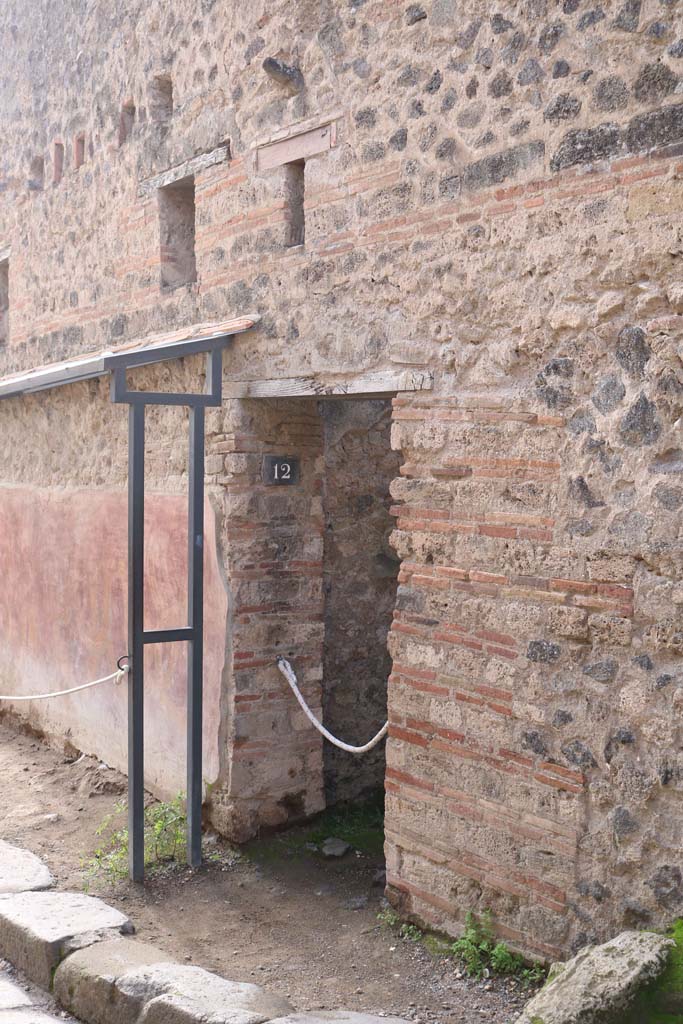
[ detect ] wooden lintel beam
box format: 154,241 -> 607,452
223,369 -> 434,400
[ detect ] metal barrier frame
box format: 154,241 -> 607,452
109,338 -> 229,881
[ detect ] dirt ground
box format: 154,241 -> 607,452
0,719 -> 532,1024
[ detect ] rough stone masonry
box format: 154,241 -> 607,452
0,0 -> 683,962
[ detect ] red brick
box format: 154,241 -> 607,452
474,628 -> 517,647
469,570 -> 508,585
389,725 -> 430,747
478,524 -> 518,539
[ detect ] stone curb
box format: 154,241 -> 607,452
0,842 -> 409,1024
0,890 -> 133,990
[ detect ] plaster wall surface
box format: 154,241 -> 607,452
0,0 -> 682,958
0,485 -> 227,796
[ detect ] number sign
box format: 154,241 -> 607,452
262,455 -> 300,486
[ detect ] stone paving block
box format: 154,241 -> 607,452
0,844 -> 53,896
118,964 -> 293,1024
53,938 -> 174,1024
0,892 -> 132,990
0,976 -> 31,1010
0,1012 -> 65,1023
269,1015 -> 410,1024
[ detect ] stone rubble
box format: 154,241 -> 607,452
516,930 -> 675,1024
321,838 -> 352,858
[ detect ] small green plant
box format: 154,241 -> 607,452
377,907 -> 400,928
378,909 -> 425,943
84,795 -> 187,883
400,922 -> 423,942
451,910 -> 545,985
451,911 -> 495,979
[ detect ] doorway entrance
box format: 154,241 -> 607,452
208,371 -> 432,847
319,398 -> 400,810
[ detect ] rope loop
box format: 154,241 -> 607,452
277,656 -> 388,755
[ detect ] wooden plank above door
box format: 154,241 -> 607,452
223,369 -> 434,399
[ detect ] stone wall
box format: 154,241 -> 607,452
321,399 -> 400,806
206,397 -> 327,841
0,0 -> 682,958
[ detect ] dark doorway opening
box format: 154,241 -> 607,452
319,398 -> 401,811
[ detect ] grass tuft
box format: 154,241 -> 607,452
378,905 -> 546,987
84,795 -> 189,882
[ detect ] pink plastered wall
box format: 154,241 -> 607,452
0,486 -> 227,797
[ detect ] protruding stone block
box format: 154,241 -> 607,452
54,938 -> 174,1024
119,965 -> 293,1024
0,1012 -> 66,1023
0,891 -> 133,989
0,843 -> 53,895
517,930 -> 674,1024
269,1015 -> 410,1024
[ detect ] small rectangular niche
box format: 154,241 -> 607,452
0,258 -> 9,347
158,175 -> 197,291
119,101 -> 136,146
74,134 -> 86,169
284,160 -> 305,247
53,142 -> 64,184
149,75 -> 173,122
28,156 -> 44,191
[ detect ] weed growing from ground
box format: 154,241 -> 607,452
378,905 -> 545,986
84,795 -> 189,882
451,911 -> 545,985
377,907 -> 400,928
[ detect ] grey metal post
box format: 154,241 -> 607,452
128,402 -> 146,882
187,404 -> 205,867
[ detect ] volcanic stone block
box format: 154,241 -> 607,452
262,58 -> 304,95
517,930 -> 674,1024
118,965 -> 293,1024
0,892 -> 133,989
463,140 -> 544,190
269,1016 -> 410,1024
0,843 -> 53,895
54,939 -> 174,1024
551,123 -> 622,171
626,102 -> 683,153
0,1013 -> 66,1023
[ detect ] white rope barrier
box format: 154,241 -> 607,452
0,666 -> 128,702
277,656 -> 388,754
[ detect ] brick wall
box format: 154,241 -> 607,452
206,398 -> 326,840
386,383 -> 682,957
